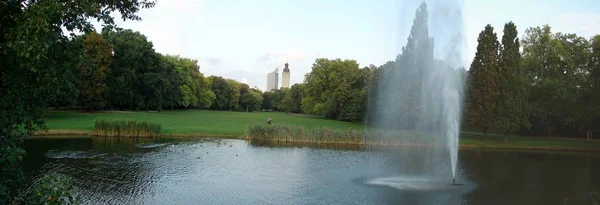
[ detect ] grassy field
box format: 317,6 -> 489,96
38,110 -> 600,151
460,132 -> 600,151
42,110 -> 363,136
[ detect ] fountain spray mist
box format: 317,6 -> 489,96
367,0 -> 466,181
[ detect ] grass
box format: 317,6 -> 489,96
42,110 -> 363,136
38,109 -> 600,152
460,132 -> 600,152
246,124 -> 364,144
93,120 -> 161,137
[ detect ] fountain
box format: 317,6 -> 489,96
366,0 -> 466,187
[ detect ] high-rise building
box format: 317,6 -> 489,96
266,68 -> 279,91
282,62 -> 290,89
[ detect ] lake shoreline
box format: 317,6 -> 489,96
31,129 -> 600,152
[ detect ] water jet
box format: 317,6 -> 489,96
368,0 -> 466,183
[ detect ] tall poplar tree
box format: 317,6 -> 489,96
466,25 -> 500,139
497,22 -> 529,139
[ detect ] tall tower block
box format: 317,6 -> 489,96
266,68 -> 279,91
282,62 -> 290,89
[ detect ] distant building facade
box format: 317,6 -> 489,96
266,68 -> 279,91
282,62 -> 290,89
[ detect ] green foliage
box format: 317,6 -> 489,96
261,92 -> 273,110
241,91 -> 263,112
279,95 -> 295,113
27,174 -> 80,205
367,2 -> 433,129
290,83 -> 305,113
78,32 -> 112,110
103,29 -> 159,110
226,79 -> 241,110
272,88 -> 290,111
466,24 -> 500,137
302,58 -> 371,122
497,22 -> 529,135
209,76 -> 231,110
93,120 -> 161,137
0,0 -> 154,202
521,25 -> 590,137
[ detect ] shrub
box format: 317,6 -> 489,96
27,173 -> 80,205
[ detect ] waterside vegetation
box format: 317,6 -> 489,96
93,120 -> 161,138
36,110 -> 600,152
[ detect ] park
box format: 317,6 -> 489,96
2,0 -> 600,204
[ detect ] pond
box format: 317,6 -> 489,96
20,137 -> 600,205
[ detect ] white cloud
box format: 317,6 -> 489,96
252,48 -> 307,73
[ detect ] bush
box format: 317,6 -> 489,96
93,120 -> 161,137
27,174 -> 80,205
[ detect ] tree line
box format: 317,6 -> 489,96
47,28 -> 312,115
1,0 -> 157,203
2,0 -> 600,202
467,23 -> 600,139
298,3 -> 599,140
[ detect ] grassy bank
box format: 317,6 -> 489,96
38,110 -> 600,152
460,132 -> 600,152
42,110 -> 362,136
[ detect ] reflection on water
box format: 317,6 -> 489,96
364,176 -> 473,191
20,137 -> 600,205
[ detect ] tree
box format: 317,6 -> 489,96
290,83 -> 305,113
522,25 -> 580,137
466,24 -> 500,139
226,79 -> 241,110
272,88 -> 290,111
103,29 -> 158,110
77,32 -> 112,110
157,54 -> 182,109
209,76 -> 230,110
0,0 -> 155,202
261,92 -> 273,110
587,35 -> 600,140
497,22 -> 529,139
302,58 -> 371,122
370,2 -> 433,129
280,95 -> 295,113
241,91 -> 263,112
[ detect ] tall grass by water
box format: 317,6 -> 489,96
246,124 -> 444,146
93,120 -> 161,137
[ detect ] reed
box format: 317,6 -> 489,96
93,120 -> 161,138
246,124 -> 454,147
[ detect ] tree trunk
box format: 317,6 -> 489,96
246,105 -> 249,113
483,130 -> 487,140
547,117 -> 552,137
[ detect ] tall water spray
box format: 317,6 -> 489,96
367,0 -> 466,181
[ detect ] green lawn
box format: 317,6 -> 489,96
460,132 -> 600,151
40,110 -> 600,152
43,110 -> 364,136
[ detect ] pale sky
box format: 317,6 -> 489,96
101,0 -> 600,91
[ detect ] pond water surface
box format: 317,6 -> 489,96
21,137 -> 600,205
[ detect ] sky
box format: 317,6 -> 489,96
101,0 -> 600,91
